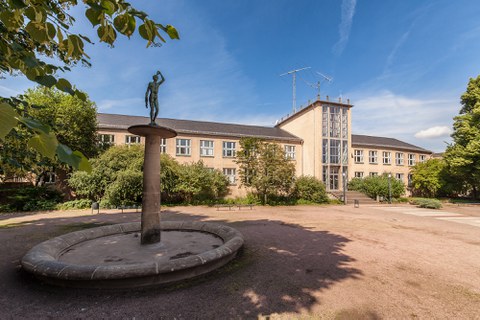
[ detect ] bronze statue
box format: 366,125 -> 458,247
145,71 -> 165,125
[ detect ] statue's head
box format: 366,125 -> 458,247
153,74 -> 159,81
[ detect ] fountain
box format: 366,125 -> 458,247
21,71 -> 244,288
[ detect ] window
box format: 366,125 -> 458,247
98,134 -> 115,146
419,155 -> 427,162
223,168 -> 236,185
395,173 -> 404,181
383,151 -> 391,165
329,106 -> 341,138
176,139 -> 191,156
160,138 -> 167,154
395,152 -> 404,166
341,107 -> 348,139
330,140 -> 341,164
408,154 -> 416,166
322,139 -> 328,163
284,145 -> 296,160
408,174 -> 413,187
200,140 -> 214,157
354,150 -> 364,163
369,151 -> 378,164
223,141 -> 236,157
125,135 -> 141,145
369,172 -> 378,177
354,171 -> 364,178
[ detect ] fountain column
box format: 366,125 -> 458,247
128,125 -> 177,244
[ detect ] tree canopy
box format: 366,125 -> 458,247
0,0 -> 178,170
0,86 -> 98,183
444,75 -> 480,199
235,137 -> 296,204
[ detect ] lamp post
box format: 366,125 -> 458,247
388,173 -> 392,204
342,172 -> 347,205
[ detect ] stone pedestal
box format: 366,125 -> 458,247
128,125 -> 177,244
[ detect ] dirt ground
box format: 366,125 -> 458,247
0,203 -> 479,319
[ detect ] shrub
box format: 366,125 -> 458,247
56,199 -> 93,210
104,170 -> 143,207
409,198 -> 442,209
348,174 -> 405,200
0,186 -> 63,212
68,146 -> 229,206
293,176 -> 329,204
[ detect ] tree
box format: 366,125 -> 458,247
444,75 -> 480,199
0,0 -> 179,170
236,137 -> 296,204
0,86 -> 98,184
410,159 -> 446,198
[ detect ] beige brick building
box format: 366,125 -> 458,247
97,99 -> 431,197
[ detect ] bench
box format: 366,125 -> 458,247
118,205 -> 141,213
214,204 -> 256,211
237,204 -> 255,210
214,204 -> 235,211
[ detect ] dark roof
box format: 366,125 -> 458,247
97,113 -> 303,142
352,134 -> 431,153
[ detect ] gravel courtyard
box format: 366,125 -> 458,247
0,204 -> 479,319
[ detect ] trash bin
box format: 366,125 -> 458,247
91,202 -> 99,214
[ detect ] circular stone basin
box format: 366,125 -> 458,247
21,221 -> 244,289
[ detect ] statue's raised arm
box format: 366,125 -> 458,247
145,70 -> 165,125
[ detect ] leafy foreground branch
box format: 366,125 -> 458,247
0,0 -> 179,170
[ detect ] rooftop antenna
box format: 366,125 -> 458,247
307,71 -> 333,100
280,67 -> 310,113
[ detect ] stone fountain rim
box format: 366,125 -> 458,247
21,221 -> 244,282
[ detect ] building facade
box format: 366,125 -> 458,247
97,99 -> 431,197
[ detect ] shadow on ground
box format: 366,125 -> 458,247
0,208 -> 362,319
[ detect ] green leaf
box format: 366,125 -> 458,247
73,150 -> 92,172
75,90 -> 87,102
101,0 -> 116,16
56,143 -> 77,166
46,22 -> 56,41
56,78 -> 75,95
0,103 -> 19,140
27,132 -> 58,159
25,21 -> 48,43
34,74 -> 57,87
56,144 -> 91,172
0,10 -> 24,31
85,7 -> 101,26
165,25 -> 180,40
10,0 -> 28,9
19,117 -> 51,134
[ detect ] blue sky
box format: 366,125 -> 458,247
2,0 -> 480,152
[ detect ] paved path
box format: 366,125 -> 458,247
375,206 -> 480,228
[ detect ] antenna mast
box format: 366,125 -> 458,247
280,67 -> 310,113
315,72 -> 333,100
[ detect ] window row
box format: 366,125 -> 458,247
98,134 -> 297,160
355,171 -> 412,186
99,134 -> 142,146
353,150 -> 427,166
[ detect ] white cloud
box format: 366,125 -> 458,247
414,126 -> 452,139
333,0 -> 357,56
348,89 -> 458,152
